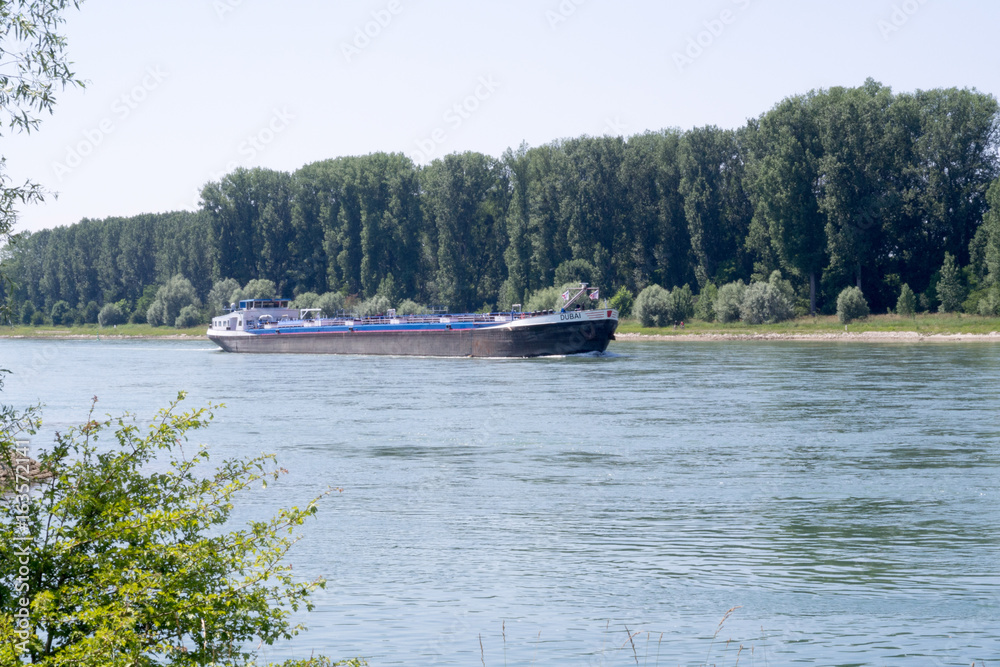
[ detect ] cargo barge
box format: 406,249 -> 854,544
207,285 -> 618,357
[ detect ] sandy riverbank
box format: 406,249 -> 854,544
615,331 -> 1000,342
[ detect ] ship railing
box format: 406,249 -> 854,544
258,309 -> 561,330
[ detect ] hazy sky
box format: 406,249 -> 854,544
5,0 -> 1000,234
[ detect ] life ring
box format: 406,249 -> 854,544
581,322 -> 597,340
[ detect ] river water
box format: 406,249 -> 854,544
1,337 -> 998,665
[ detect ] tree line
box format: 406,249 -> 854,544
4,78 -> 1000,326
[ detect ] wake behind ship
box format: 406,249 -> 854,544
207,285 -> 618,358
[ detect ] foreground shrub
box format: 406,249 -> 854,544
0,391 -> 337,666
837,286 -> 870,324
634,284 -> 671,327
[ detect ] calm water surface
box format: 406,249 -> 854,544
1,337 -> 999,666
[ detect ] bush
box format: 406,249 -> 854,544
896,284 -> 916,316
291,292 -> 321,310
97,302 -> 125,327
80,300 -> 100,324
147,275 -> 201,327
609,286 -> 634,318
30,310 -> 46,326
666,284 -> 695,323
50,300 -> 71,326
768,271 -> 796,305
714,281 -> 746,323
634,284 -> 671,327
18,301 -> 34,325
174,304 -> 203,328
525,286 -> 563,312
936,252 -> 964,313
357,295 -> 391,316
231,278 -> 278,303
0,393 -> 338,665
396,299 -> 426,315
316,292 -> 345,317
837,286 -> 870,324
695,283 -> 718,322
207,277 -> 241,315
739,282 -> 794,324
978,288 -> 1000,316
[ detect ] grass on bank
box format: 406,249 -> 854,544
1,322 -> 207,337
616,311 -> 1000,336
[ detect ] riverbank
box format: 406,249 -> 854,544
615,312 -> 1000,341
616,330 -> 1000,342
0,324 -> 206,339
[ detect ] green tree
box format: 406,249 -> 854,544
232,279 -> 278,303
174,304 -> 202,328
633,284 -> 671,327
694,282 -> 717,321
896,283 -> 916,316
936,252 -> 964,313
0,391 -> 356,666
18,301 -> 34,325
609,286 -> 633,318
147,275 -> 200,327
207,277 -> 242,315
745,93 -> 827,313
714,280 -> 747,323
837,286 -> 870,324
739,281 -> 793,324
49,299 -> 70,326
291,292 -> 321,310
679,126 -> 753,287
315,291 -> 345,317
97,302 -> 124,327
395,299 -> 425,315
0,0 -> 85,319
